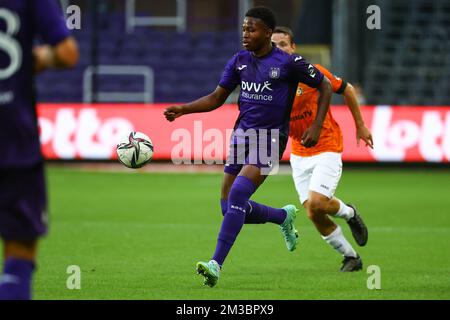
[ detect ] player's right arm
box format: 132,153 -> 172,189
32,0 -> 79,73
164,86 -> 231,122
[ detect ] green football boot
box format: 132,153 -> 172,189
196,260 -> 220,287
280,205 -> 299,251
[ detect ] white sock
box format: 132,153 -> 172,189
334,199 -> 355,221
322,225 -> 357,258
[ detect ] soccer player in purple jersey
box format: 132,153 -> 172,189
0,0 -> 78,300
165,7 -> 332,287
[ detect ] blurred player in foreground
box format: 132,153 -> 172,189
272,26 -> 373,271
165,7 -> 332,287
0,0 -> 78,299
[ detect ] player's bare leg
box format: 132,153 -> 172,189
306,191 -> 368,246
304,192 -> 339,236
305,191 -> 363,271
0,240 -> 37,300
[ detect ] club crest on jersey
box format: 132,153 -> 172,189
296,87 -> 303,96
269,67 -> 280,79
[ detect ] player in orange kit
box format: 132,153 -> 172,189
272,27 -> 374,271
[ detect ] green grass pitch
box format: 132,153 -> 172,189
5,165 -> 450,299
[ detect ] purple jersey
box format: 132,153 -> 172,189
219,46 -> 324,134
0,0 -> 70,168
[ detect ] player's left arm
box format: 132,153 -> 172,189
343,83 -> 373,148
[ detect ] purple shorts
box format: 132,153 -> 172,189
224,129 -> 288,176
0,162 -> 48,241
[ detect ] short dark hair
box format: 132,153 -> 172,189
273,26 -> 295,44
245,6 -> 277,31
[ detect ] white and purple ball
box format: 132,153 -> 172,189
116,131 -> 154,169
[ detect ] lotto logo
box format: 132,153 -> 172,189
370,107 -> 450,162
39,108 -> 134,159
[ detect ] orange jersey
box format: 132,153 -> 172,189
290,64 -> 347,157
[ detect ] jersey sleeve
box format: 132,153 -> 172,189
33,0 -> 70,46
288,54 -> 324,88
218,54 -> 240,92
315,64 -> 347,94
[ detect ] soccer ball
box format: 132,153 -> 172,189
116,131 -> 154,169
